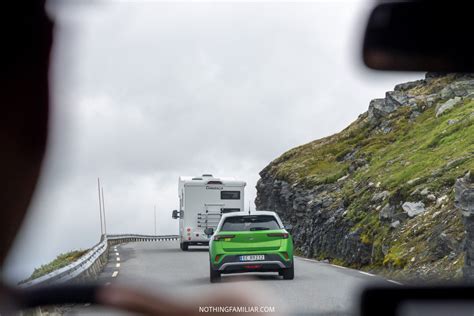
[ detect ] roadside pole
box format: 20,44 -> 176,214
102,187 -> 107,236
154,205 -> 157,235
97,178 -> 103,236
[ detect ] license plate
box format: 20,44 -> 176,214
239,255 -> 265,262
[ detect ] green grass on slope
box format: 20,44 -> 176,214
270,98 -> 474,194
356,99 -> 474,193
21,249 -> 89,283
269,116 -> 369,187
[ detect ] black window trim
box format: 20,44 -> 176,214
220,190 -> 240,200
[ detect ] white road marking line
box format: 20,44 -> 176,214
112,271 -> 119,278
117,257 -> 120,261
297,255 -> 399,283
331,264 -> 349,270
388,279 -> 403,285
297,257 -> 319,263
115,252 -> 119,255
116,263 -> 120,268
105,282 -> 111,286
297,256 -> 350,270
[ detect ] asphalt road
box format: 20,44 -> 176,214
69,240 -> 397,315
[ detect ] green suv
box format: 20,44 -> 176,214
205,211 -> 294,283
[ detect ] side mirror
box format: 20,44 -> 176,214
172,210 -> 178,219
204,227 -> 214,236
284,224 -> 293,231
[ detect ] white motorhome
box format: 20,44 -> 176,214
172,174 -> 246,250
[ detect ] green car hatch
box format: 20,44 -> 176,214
206,211 -> 294,283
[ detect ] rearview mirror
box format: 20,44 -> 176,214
363,2 -> 474,72
284,224 -> 293,231
360,285 -> 474,316
172,210 -> 178,219
204,227 -> 214,236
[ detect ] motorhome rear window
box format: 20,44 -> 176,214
221,215 -> 280,231
221,208 -> 240,213
220,191 -> 240,200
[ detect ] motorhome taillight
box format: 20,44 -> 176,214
186,228 -> 191,232
213,234 -> 235,241
267,233 -> 289,239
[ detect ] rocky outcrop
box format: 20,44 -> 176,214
256,175 -> 372,266
256,73 -> 473,281
455,171 -> 474,281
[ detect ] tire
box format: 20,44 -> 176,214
180,242 -> 189,251
281,263 -> 294,280
210,264 -> 221,283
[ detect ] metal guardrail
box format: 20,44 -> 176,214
20,234 -> 179,288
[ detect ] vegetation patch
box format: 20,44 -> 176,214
260,74 -> 474,282
21,249 -> 89,283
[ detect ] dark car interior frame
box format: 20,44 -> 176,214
2,0 -> 474,314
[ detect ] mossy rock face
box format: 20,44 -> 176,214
256,73 -> 474,282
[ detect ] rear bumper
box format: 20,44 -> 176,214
183,241 -> 209,246
213,254 -> 292,274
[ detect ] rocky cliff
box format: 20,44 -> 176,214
256,73 -> 474,282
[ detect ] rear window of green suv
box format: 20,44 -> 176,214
221,215 -> 281,231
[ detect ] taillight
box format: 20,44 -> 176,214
267,233 -> 289,239
282,252 -> 289,260
213,234 -> 235,241
214,255 -> 221,262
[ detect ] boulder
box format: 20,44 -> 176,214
390,220 -> 400,229
448,119 -> 459,125
409,111 -> 421,121
394,79 -> 424,91
420,188 -> 430,195
436,195 -> 449,207
372,191 -> 390,202
440,86 -> 455,99
386,91 -> 409,108
380,204 -> 395,221
455,171 -> 474,217
436,97 -> 462,117
368,98 -> 398,125
402,201 -> 426,218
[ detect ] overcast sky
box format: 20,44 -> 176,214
3,1 -> 422,283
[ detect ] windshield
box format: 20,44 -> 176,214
221,215 -> 281,232
3,1 -> 473,316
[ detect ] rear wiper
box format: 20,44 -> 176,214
250,227 -> 270,231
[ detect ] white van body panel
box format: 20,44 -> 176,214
178,175 -> 246,245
